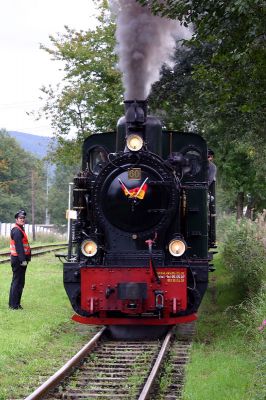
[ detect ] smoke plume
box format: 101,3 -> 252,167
110,0 -> 191,100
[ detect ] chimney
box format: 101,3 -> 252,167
124,100 -> 147,126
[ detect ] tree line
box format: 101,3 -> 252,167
2,0 -> 264,223
0,129 -> 78,225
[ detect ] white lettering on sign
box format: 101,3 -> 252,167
158,271 -> 185,283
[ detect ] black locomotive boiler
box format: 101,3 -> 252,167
63,100 -> 216,337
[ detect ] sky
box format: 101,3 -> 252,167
0,0 -> 98,137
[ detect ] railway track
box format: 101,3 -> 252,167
25,323 -> 195,400
0,243 -> 67,264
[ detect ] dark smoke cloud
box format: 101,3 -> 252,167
110,0 -> 191,100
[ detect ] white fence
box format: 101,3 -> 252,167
0,223 -> 66,238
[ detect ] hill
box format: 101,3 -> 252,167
8,131 -> 53,159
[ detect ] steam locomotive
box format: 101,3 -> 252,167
63,100 -> 216,338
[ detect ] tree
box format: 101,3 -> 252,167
0,130 -> 47,223
139,0 -> 266,215
138,0 -> 265,140
147,45 -> 207,129
38,1 -> 123,164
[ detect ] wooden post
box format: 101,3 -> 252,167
31,170 -> 36,241
236,191 -> 244,220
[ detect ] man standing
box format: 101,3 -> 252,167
9,210 -> 31,310
207,149 -> 217,248
207,149 -> 217,187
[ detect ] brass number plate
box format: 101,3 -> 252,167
128,168 -> 141,180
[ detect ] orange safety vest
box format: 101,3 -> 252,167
10,224 -> 31,256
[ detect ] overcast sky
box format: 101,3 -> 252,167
0,0 -> 98,137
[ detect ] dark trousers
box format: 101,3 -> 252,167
9,258 -> 27,308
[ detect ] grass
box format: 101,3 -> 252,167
0,253 -> 97,400
182,253 -> 264,400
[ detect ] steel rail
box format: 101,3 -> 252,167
0,244 -> 67,264
138,327 -> 174,400
0,243 -> 67,257
24,327 -> 106,400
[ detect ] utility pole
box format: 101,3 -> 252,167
45,163 -> 50,225
31,170 -> 36,241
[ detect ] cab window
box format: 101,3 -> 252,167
182,147 -> 203,177
88,146 -> 108,175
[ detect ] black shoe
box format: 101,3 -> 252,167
9,306 -> 22,310
18,305 -> 23,309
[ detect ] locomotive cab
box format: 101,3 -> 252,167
63,100 -> 216,333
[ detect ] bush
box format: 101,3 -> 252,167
228,289 -> 266,400
0,236 -> 10,249
31,233 -> 66,243
216,213 -> 237,243
219,214 -> 266,400
222,218 -> 266,297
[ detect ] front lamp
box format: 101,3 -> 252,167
126,134 -> 143,151
81,239 -> 98,257
169,239 -> 186,257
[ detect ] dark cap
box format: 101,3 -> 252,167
208,149 -> 215,157
15,209 -> 27,219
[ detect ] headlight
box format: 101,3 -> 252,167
169,239 -> 186,257
126,134 -> 143,151
81,240 -> 98,257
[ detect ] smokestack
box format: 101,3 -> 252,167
124,100 -> 147,124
